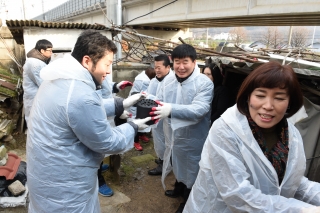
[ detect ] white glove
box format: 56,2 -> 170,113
132,117 -> 152,130
119,110 -> 132,119
123,92 -> 147,108
116,81 -> 133,91
302,207 -> 320,213
150,101 -> 172,120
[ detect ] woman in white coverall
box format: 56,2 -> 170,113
184,61 -> 320,213
27,30 -> 150,213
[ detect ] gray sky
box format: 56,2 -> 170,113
1,0 -> 68,21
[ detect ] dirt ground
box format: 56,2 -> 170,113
1,131 -> 182,213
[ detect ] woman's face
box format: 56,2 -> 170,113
203,67 -> 213,82
248,87 -> 289,129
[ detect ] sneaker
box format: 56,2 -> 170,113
139,135 -> 149,143
101,164 -> 109,172
134,142 -> 143,151
99,184 -> 114,197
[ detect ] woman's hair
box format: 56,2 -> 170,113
145,67 -> 156,80
236,61 -> 303,118
202,64 -> 223,86
71,30 -> 117,67
35,39 -> 53,51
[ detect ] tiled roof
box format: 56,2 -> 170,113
5,19 -> 111,44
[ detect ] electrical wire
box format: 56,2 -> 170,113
122,0 -> 178,26
97,2 -> 113,25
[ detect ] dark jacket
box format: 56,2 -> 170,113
211,85 -> 230,125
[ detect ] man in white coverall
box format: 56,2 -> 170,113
150,44 -> 213,213
147,54 -> 173,176
27,30 -> 150,213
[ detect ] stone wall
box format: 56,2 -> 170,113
112,63 -> 150,98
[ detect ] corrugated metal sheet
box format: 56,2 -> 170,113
6,20 -> 111,45
6,20 -> 109,30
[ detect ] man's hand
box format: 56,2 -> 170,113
119,110 -> 132,119
123,92 -> 147,108
116,81 -> 133,91
132,117 -> 151,130
150,101 -> 172,120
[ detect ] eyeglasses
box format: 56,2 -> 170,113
45,49 -> 53,52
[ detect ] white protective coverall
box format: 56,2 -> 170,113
27,54 -> 136,213
101,77 -> 114,99
147,70 -> 174,160
23,58 -> 45,123
157,71 -> 213,188
184,105 -> 320,213
128,71 -> 151,133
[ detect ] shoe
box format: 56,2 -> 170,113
154,158 -> 163,164
101,164 -> 109,172
175,203 -> 185,213
148,163 -> 162,176
165,190 -> 180,198
99,184 -> 114,197
134,142 -> 143,151
139,135 -> 149,143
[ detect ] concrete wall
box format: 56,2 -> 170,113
123,0 -> 320,26
134,28 -> 192,43
67,13 -> 107,26
22,28 -> 112,55
112,63 -> 150,98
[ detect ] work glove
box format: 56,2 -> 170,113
123,92 -> 147,108
302,207 -> 320,213
116,81 -> 133,91
150,101 -> 172,120
119,110 -> 132,119
132,117 -> 152,130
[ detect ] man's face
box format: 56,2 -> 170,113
41,48 -> 53,58
87,52 -> 114,84
173,57 -> 196,78
154,61 -> 170,78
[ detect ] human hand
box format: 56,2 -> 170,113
123,92 -> 147,108
119,110 -> 132,119
116,81 -> 133,91
149,101 -> 172,120
132,117 -> 152,130
301,207 -> 320,213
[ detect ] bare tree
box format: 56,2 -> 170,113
260,27 -> 286,49
229,27 -> 247,46
291,26 -> 311,48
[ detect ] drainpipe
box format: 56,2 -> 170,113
116,0 -> 122,62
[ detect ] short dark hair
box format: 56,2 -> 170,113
236,61 -> 303,118
35,39 -> 52,51
171,44 -> 197,61
154,54 -> 170,67
202,64 -> 223,86
145,67 -> 155,80
71,30 -> 117,67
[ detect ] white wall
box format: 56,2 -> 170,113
23,28 -> 113,79
23,28 -> 112,55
